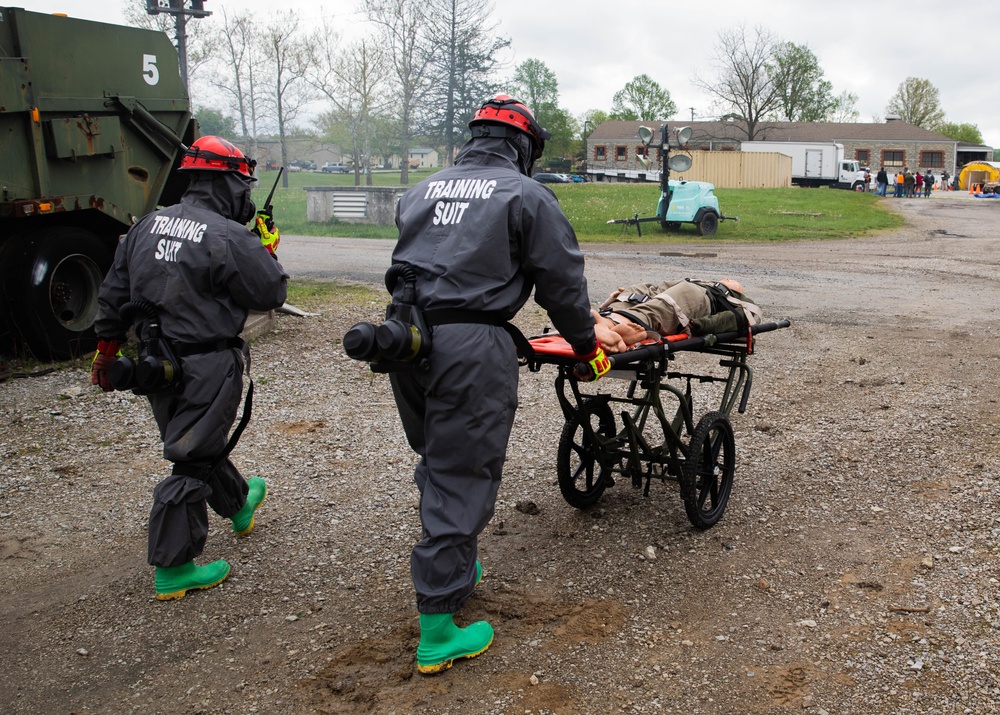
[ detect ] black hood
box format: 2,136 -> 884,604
180,171 -> 256,223
456,135 -> 535,175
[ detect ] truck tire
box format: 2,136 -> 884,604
696,212 -> 719,237
1,227 -> 113,360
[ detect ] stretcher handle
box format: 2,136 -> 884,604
600,319 -> 792,369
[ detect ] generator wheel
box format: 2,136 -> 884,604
680,411 -> 735,529
1,227 -> 112,360
696,212 -> 719,236
557,398 -> 616,509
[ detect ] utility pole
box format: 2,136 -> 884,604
146,0 -> 212,92
690,107 -> 696,122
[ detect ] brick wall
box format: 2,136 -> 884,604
841,141 -> 954,174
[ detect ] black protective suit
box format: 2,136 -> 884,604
389,136 -> 597,614
95,171 -> 288,567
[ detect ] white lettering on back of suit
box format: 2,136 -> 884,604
148,214 -> 208,262
149,215 -> 207,242
423,178 -> 496,225
154,238 -> 183,262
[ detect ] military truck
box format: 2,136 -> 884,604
0,7 -> 196,359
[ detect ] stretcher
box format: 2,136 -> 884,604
520,320 -> 791,529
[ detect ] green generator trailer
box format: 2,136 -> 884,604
0,7 -> 196,359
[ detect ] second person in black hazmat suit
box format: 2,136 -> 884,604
386,95 -> 611,673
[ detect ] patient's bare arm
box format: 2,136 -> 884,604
610,320 -> 649,346
592,310 -> 627,353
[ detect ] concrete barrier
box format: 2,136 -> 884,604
306,186 -> 407,225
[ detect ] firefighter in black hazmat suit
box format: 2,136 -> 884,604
91,136 -> 288,600
386,95 -> 612,673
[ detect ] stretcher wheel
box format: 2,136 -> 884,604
556,398 -> 616,509
680,411 -> 735,529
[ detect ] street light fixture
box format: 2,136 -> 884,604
582,120 -> 593,177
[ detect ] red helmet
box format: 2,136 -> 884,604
469,94 -> 552,158
179,136 -> 257,180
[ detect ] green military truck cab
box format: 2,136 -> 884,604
0,7 -> 196,359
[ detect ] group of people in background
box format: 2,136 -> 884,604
874,167 -> 951,198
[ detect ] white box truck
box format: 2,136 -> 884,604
741,141 -> 868,191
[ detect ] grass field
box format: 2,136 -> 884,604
253,168 -> 904,243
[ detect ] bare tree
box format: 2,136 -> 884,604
827,90 -> 860,123
886,77 -> 945,128
261,12 -> 316,188
693,25 -> 781,140
424,0 -> 510,165
309,28 -> 389,186
365,0 -> 436,184
211,9 -> 266,159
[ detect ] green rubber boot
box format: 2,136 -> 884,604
231,477 -> 267,536
416,613 -> 494,675
155,559 -> 231,601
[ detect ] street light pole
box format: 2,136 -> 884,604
146,0 -> 212,94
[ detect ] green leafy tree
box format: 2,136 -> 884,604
692,25 -> 782,140
610,74 -> 675,121
541,106 -> 578,158
577,109 -> 607,165
769,42 -> 835,122
933,121 -> 984,144
886,77 -> 945,128
580,109 -> 608,139
510,58 -> 559,120
193,107 -> 237,138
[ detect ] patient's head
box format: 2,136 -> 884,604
720,278 -> 743,294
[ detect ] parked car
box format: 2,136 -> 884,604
290,160 -> 317,171
533,172 -> 572,184
321,162 -> 350,174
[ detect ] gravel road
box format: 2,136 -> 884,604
1,193 -> 999,715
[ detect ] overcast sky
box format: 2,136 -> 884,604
20,1 -> 1000,148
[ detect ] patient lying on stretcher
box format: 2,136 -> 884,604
592,278 -> 763,353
